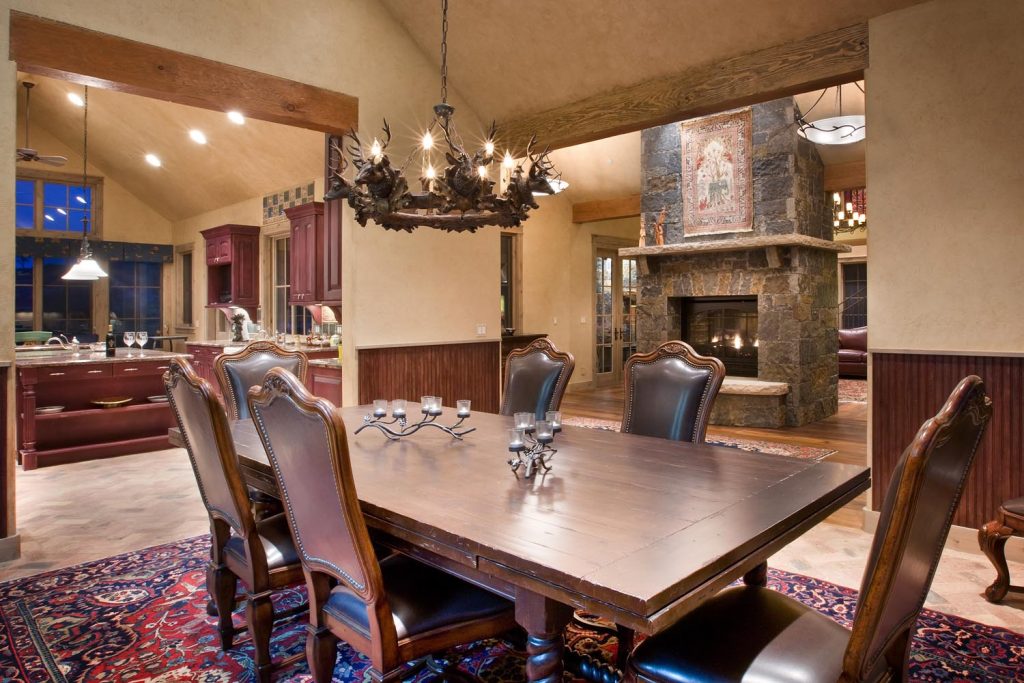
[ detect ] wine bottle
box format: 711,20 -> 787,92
105,323 -> 116,357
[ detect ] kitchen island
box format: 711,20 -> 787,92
185,340 -> 339,392
16,349 -> 190,470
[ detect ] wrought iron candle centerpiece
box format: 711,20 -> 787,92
323,0 -> 564,233
355,396 -> 475,441
507,411 -> 561,478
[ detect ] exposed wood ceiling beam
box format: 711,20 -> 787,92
824,160 -> 866,190
572,195 -> 641,223
9,11 -> 358,136
498,23 -> 867,152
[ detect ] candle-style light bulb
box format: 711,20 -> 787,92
370,138 -> 382,161
846,202 -> 853,212
859,214 -> 866,224
425,165 -> 436,179
484,140 -> 495,156
422,131 -> 434,150
478,165 -> 488,180
834,220 -> 840,228
503,151 -> 515,169
833,192 -> 841,202
838,211 -> 846,220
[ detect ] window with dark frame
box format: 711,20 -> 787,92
109,261 -> 162,340
41,257 -> 93,338
16,175 -> 99,235
272,236 -> 313,335
15,255 -> 34,332
500,233 -> 516,330
841,262 -> 868,329
180,251 -> 193,327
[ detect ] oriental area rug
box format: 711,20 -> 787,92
2,536 -> 1023,682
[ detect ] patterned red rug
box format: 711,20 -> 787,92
561,416 -> 836,460
839,378 -> 869,403
2,536 -> 1022,681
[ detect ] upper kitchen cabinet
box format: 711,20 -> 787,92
201,224 -> 260,309
286,201 -> 341,305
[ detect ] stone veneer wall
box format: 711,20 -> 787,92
638,98 -> 838,426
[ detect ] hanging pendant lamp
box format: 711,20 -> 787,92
63,86 -> 107,281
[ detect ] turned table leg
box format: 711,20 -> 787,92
979,518 -> 1013,603
743,561 -> 768,587
515,589 -> 573,683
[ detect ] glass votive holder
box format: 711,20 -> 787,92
535,420 -> 554,444
546,410 -> 562,432
392,398 -> 407,418
373,399 -> 388,418
421,396 -> 434,414
456,399 -> 471,418
514,412 -> 536,432
429,396 -> 443,416
507,428 -> 526,452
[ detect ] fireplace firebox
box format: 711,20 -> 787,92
682,296 -> 759,377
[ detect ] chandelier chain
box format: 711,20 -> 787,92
81,86 -> 89,237
440,0 -> 449,104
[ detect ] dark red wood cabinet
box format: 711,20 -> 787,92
309,361 -> 343,405
286,201 -> 341,305
201,224 -> 260,309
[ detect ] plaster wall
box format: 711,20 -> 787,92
867,0 -> 1024,355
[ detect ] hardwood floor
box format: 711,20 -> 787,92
562,383 -> 869,527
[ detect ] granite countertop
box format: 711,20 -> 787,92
186,340 -> 337,353
309,358 -> 343,369
15,348 -> 190,368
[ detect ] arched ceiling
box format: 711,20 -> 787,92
16,73 -> 323,222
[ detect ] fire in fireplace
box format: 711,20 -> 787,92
682,296 -> 758,377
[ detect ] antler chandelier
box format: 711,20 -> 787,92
324,0 -> 562,232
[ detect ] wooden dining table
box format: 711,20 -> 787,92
169,405 -> 869,682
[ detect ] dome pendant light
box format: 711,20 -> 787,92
796,82 -> 865,146
63,86 -> 107,281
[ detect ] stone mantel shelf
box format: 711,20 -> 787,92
619,234 -> 851,259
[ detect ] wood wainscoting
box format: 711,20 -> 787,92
358,342 -> 501,414
872,352 -> 1024,529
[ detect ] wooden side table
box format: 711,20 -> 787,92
979,497 -> 1024,602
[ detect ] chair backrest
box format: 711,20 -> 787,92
500,338 -> 575,418
248,368 -> 387,623
839,326 -> 868,352
215,341 -> 309,420
842,375 -> 992,681
621,341 -> 725,443
163,358 -> 254,539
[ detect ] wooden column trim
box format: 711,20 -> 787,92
572,195 -> 641,223
498,23 -> 868,152
9,10 -> 358,135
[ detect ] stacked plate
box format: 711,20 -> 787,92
148,395 -> 169,403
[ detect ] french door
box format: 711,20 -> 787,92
594,249 -> 638,386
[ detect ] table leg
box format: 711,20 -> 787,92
515,589 -> 573,683
743,561 -> 768,587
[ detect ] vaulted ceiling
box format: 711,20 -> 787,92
16,73 -> 323,222
379,0 -> 918,124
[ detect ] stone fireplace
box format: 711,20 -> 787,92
632,98 -> 846,427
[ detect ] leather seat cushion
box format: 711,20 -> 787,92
629,586 -> 850,683
838,349 -> 867,362
224,513 -> 299,570
1003,496 -> 1024,517
323,554 -> 511,640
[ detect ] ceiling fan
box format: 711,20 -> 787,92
16,81 -> 68,166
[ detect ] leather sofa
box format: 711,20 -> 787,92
838,326 -> 867,377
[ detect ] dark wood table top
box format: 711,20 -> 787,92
170,406 -> 869,634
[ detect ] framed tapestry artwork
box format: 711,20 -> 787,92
680,108 -> 753,235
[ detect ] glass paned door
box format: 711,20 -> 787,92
594,249 -> 639,386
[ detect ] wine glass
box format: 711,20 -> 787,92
136,331 -> 148,352
123,330 -> 135,356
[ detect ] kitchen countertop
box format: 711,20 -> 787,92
186,340 -> 337,353
14,349 -> 190,368
308,358 -> 343,369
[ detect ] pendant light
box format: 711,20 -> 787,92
62,86 -> 107,281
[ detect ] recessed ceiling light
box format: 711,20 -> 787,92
145,153 -> 162,167
226,111 -> 245,125
75,195 -> 86,204
44,213 -> 54,222
189,129 -> 208,144
56,208 -> 67,215
67,92 -> 84,107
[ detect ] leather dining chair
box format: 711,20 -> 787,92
215,340 -> 309,420
163,359 -> 306,683
248,368 -> 518,683
500,337 -> 575,418
622,375 -> 992,683
621,340 -> 725,443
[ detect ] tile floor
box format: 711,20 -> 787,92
2,447 -> 1023,633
